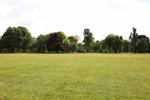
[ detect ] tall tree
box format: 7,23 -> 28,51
129,27 -> 138,53
1,27 -> 22,53
17,26 -> 32,52
83,29 -> 94,52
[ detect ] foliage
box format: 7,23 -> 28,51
68,36 -> 78,52
122,40 -> 130,53
1,27 -> 23,53
83,29 -> 94,52
17,26 -> 32,52
149,43 -> 150,53
93,40 -> 104,53
77,43 -> 86,52
47,32 -> 69,53
1,26 -> 32,53
136,38 -> 149,53
68,36 -> 78,43
138,35 -> 149,43
0,37 -> 2,49
0,26 -> 150,53
32,35 -> 48,53
129,27 -> 138,53
104,34 -> 122,53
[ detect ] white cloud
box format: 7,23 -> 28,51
0,0 -> 150,41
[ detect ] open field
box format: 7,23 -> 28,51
0,54 -> 150,100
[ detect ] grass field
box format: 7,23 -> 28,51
0,54 -> 150,100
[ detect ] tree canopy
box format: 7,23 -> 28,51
136,38 -> 149,53
83,29 -> 94,52
129,27 -> 138,53
47,32 -> 69,53
104,34 -> 122,53
0,26 -> 150,53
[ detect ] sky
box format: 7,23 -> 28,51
0,0 -> 150,41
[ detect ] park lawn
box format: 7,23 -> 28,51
0,54 -> 150,100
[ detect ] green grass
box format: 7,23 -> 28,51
0,54 -> 150,100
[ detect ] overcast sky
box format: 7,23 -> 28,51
0,0 -> 150,41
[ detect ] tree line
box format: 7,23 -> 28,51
0,26 -> 150,53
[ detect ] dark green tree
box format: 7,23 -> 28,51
68,36 -> 78,43
32,34 -> 48,53
83,29 -> 94,52
137,35 -> 149,53
129,27 -> 138,53
0,37 -> 3,52
122,40 -> 130,53
148,42 -> 150,53
77,43 -> 86,52
68,36 -> 78,52
138,35 -> 149,44
136,38 -> 149,53
104,34 -> 122,53
29,37 -> 36,53
93,40 -> 104,53
17,26 -> 32,52
1,27 -> 22,53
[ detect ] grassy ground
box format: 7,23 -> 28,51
0,54 -> 150,100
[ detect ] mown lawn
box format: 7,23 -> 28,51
0,54 -> 150,100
